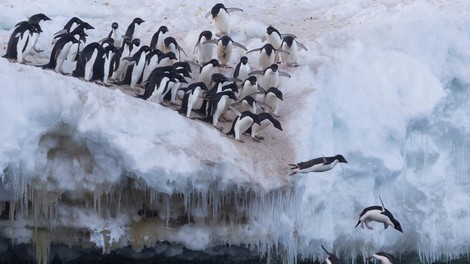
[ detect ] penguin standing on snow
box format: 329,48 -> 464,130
41,31 -> 86,73
281,35 -> 308,67
178,82 -> 208,118
233,56 -> 250,84
238,76 -> 261,100
3,23 -> 38,63
260,86 -> 283,117
72,42 -> 104,81
205,3 -> 243,36
163,36 -> 187,61
124,17 -> 145,40
289,154 -> 348,175
262,26 -> 284,63
198,59 -> 220,88
205,90 -> 238,129
355,196 -> 403,233
120,45 -> 152,89
247,112 -> 282,141
368,252 -> 399,264
247,43 -> 288,70
193,30 -> 214,64
206,35 -> 247,67
150,25 -> 169,51
226,106 -> 260,143
107,22 -> 122,48
92,44 -> 118,84
321,245 -> 342,264
249,63 -> 290,89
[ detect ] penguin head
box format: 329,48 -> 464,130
173,61 -> 192,73
219,36 -> 232,47
165,51 -> 178,61
164,36 -> 177,48
122,37 -> 132,46
133,17 -> 145,25
282,35 -> 295,47
111,22 -> 118,29
199,30 -> 212,41
266,26 -> 280,36
268,63 -> 278,72
211,3 -> 226,18
132,38 -> 141,47
267,87 -> 283,100
269,116 -> 283,131
223,83 -> 239,93
79,22 -> 95,31
159,25 -> 169,34
211,73 -> 228,84
245,75 -> 257,85
392,219 -> 403,233
240,56 -> 248,65
261,44 -> 275,55
334,154 -> 348,164
29,13 -> 51,24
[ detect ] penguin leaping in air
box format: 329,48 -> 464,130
355,196 -> 403,233
321,245 -> 341,264
368,252 -> 399,264
288,154 -> 347,175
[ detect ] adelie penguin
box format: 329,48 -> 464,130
238,76 -> 261,101
41,30 -> 86,73
163,36 -> 187,61
368,252 -> 399,264
72,42 -> 104,81
247,43 -> 288,70
288,154 -> 348,175
205,3 -> 243,36
150,25 -> 169,51
249,63 -> 290,89
197,59 -> 220,88
178,82 -> 208,118
205,35 -> 247,67
3,13 -> 50,63
233,56 -> 250,84
226,106 -> 260,143
355,196 -> 403,233
120,45 -> 152,89
247,112 -> 282,141
260,86 -> 283,117
193,30 -> 214,64
321,245 -> 342,264
281,35 -> 308,67
124,17 -> 145,40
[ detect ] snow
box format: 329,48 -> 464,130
1,0 -> 470,263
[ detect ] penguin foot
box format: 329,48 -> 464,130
251,137 -> 261,143
254,135 -> 264,141
34,48 -> 44,53
236,139 -> 245,143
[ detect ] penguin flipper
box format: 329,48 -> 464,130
226,7 -> 243,13
354,220 -> 361,228
248,70 -> 264,76
246,48 -> 261,54
296,41 -> 308,51
279,71 -> 291,78
384,223 -> 389,229
233,41 -> 247,51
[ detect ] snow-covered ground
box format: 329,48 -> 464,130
1,0 -> 470,263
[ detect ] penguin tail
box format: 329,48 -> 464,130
354,220 -> 361,228
288,164 -> 299,175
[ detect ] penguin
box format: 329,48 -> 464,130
233,56 -> 250,84
178,82 -> 208,118
129,38 -> 142,56
262,26 -> 283,63
238,76 -> 260,101
3,22 -> 38,63
54,22 -> 94,61
165,62 -> 192,104
157,51 -> 178,67
72,42 -> 103,81
110,37 -> 132,82
163,36 -> 187,61
54,17 -> 86,36
249,63 -> 291,89
368,252 -> 399,264
141,49 -> 164,85
124,17 -> 145,40
246,43 -> 288,70
231,95 -> 257,113
198,59 -> 220,88
226,106 -> 260,143
41,32 -> 85,73
205,3 -> 243,36
206,90 -> 238,128
150,25 -> 169,51
107,22 -> 122,48
121,45 -> 152,89
92,44 -> 118,84
137,69 -> 177,102
289,154 -> 348,175
355,196 -> 403,233
247,112 -> 282,141
206,36 -> 247,67
261,87 -> 283,117
281,35 -> 308,67
193,30 -> 214,64
15,13 -> 51,55
321,245 -> 342,264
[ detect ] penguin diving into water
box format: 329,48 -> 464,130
288,154 -> 347,175
321,245 -> 342,264
355,196 -> 403,233
368,252 -> 399,264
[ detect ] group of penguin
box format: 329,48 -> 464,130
289,154 -> 402,264
1,3 -> 309,144
3,4 -> 402,264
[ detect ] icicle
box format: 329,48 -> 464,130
34,229 -> 50,264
